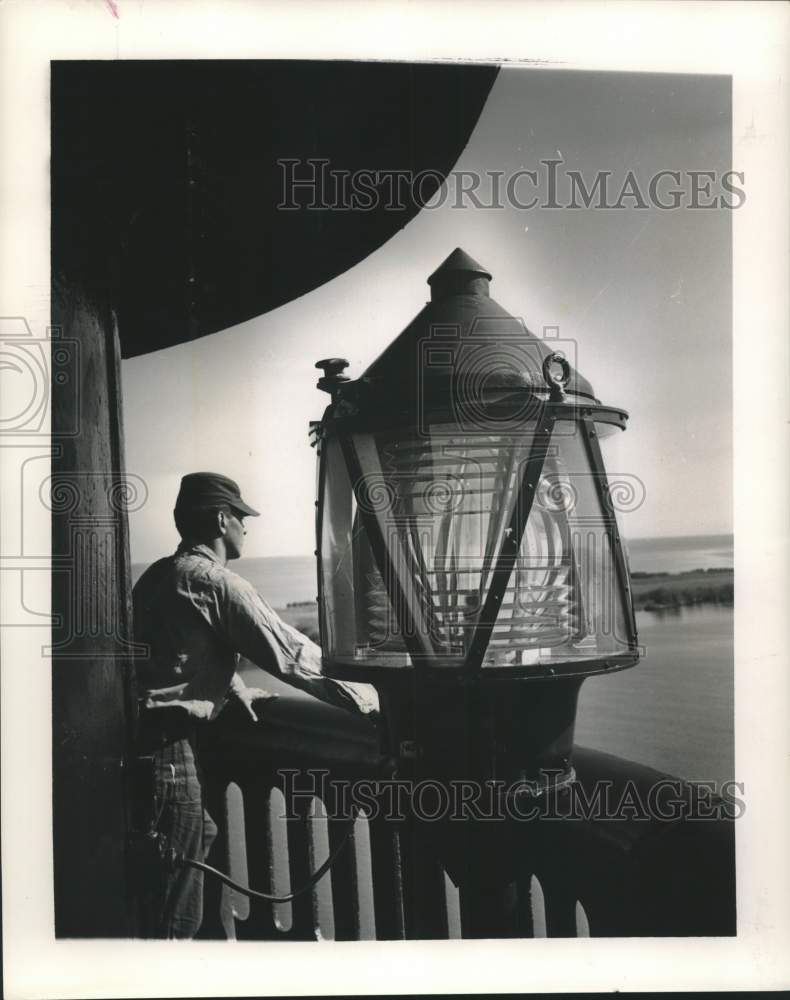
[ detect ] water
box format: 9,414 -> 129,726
132,535 -> 733,607
134,535 -> 734,936
576,604 -> 734,785
625,533 -> 733,575
235,554 -> 318,607
131,554 -> 317,603
131,534 -> 734,784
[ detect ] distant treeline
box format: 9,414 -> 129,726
630,568 -> 734,611
280,569 -> 734,628
634,583 -> 733,611
631,567 -> 732,579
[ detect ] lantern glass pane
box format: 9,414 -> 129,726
319,419 -> 633,672
351,423 -> 536,667
490,419 -> 632,668
318,436 -> 363,664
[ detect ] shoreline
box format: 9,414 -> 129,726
277,567 -> 734,638
629,568 -> 733,611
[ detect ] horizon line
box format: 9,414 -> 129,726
131,530 -> 734,565
240,530 -> 735,559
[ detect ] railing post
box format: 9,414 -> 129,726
235,778 -> 280,940
286,796 -> 320,940
368,809 -> 406,940
459,880 -> 521,939
197,775 -> 235,940
515,871 -> 536,937
539,873 -> 578,938
399,818 -> 449,940
327,809 -> 361,941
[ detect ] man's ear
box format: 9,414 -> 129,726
216,508 -> 228,535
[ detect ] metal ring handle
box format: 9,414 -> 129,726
542,352 -> 571,400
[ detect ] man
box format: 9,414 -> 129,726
133,471 -> 377,938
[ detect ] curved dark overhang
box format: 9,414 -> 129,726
51,60 -> 499,358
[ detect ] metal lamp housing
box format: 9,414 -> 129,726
312,250 -> 639,686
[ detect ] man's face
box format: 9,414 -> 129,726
222,508 -> 247,560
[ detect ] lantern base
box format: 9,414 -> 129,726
323,650 -> 639,684
367,674 -> 585,791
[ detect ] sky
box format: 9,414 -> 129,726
122,67 -> 732,564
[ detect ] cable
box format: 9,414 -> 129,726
170,811 -> 358,904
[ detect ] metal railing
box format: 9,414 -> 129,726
195,693 -> 736,941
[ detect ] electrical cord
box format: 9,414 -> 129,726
164,810 -> 358,904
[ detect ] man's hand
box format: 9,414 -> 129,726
233,686 -> 279,722
144,696 -> 215,720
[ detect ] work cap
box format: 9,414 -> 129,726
174,472 -> 260,517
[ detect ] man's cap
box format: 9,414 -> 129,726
174,472 -> 260,517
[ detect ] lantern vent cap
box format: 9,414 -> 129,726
427,247 -> 492,301
427,247 -> 493,285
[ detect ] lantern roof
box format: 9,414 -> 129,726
361,248 -> 597,401
427,247 -> 493,287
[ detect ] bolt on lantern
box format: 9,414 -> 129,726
311,249 -> 639,779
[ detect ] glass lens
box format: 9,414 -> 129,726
319,419 -> 633,670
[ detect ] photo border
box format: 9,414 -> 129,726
1,1 -> 788,996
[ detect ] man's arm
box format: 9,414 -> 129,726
219,575 -> 378,715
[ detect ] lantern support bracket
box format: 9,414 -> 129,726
463,409 -> 557,674
338,434 -> 436,664
580,415 -> 640,651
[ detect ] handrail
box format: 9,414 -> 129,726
200,682 -> 382,769
196,693 -> 736,940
